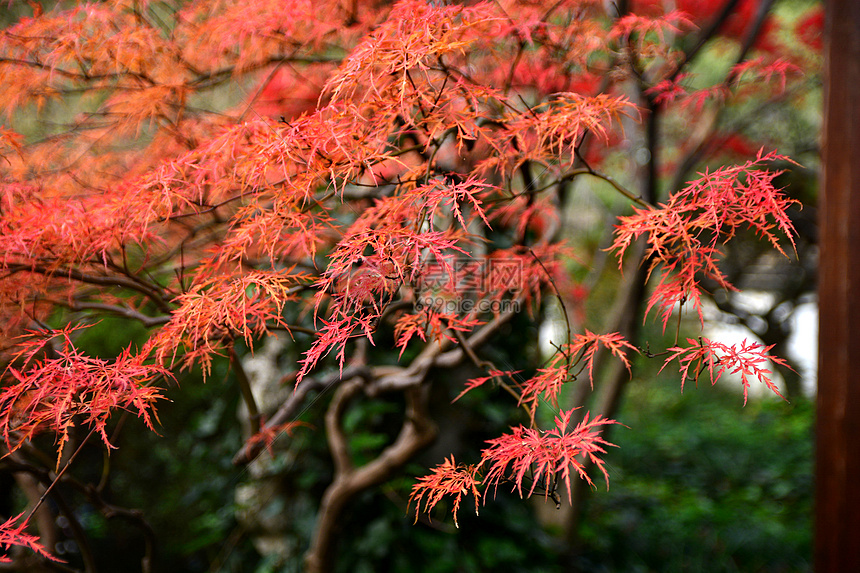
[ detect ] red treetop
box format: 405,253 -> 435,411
0,0 -> 806,563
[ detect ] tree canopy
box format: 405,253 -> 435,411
0,0 -> 820,571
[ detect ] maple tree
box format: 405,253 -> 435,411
0,0 -> 819,571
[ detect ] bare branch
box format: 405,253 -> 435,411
304,384 -> 436,573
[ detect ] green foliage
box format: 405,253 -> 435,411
578,382 -> 813,572
71,316 -> 151,358
99,358 -> 246,571
335,485 -> 564,573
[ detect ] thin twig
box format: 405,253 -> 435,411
24,427 -> 96,524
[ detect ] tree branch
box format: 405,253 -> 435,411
36,298 -> 170,328
232,365 -> 372,465
230,343 -> 261,436
4,264 -> 173,314
670,0 -> 743,82
304,384 -> 436,573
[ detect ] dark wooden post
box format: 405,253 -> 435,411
816,0 -> 860,570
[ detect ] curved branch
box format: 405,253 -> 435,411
0,57 -> 129,81
580,168 -> 652,209
231,365 -> 372,465
36,298 -> 170,328
4,264 -> 173,313
325,378 -> 363,475
304,384 -> 436,573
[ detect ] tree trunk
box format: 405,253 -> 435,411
816,0 -> 860,570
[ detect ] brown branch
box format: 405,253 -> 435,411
188,54 -> 343,91
11,471 -> 58,568
669,0 -> 743,82
2,452 -> 157,573
231,365 -> 372,465
325,378 -> 363,475
90,502 -> 156,573
568,168 -> 652,209
452,328 -> 524,411
37,298 -> 170,328
0,57 -> 129,81
24,428 -> 96,525
304,384 -> 436,573
5,264 -> 173,313
230,343 -> 261,436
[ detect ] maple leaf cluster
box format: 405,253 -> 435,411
409,410 -> 616,527
0,0 -> 809,565
611,150 -> 799,329
0,326 -> 168,461
0,513 -> 60,564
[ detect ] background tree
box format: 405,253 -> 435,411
0,1 -> 818,571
